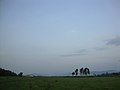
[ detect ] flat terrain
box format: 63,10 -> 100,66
0,76 -> 120,90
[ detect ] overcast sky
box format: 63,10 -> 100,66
0,0 -> 120,75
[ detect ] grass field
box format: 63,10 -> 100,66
0,76 -> 120,90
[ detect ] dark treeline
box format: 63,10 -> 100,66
72,67 -> 90,76
0,68 -> 23,76
0,68 -> 17,76
96,72 -> 120,77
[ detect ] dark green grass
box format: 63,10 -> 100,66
0,76 -> 120,90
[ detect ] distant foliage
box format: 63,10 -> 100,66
72,67 -> 90,76
75,69 -> 78,76
72,72 -> 75,76
96,72 -> 120,77
0,68 -> 17,76
18,72 -> 23,77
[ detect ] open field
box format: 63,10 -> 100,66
0,76 -> 120,90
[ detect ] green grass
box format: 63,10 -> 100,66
0,76 -> 120,90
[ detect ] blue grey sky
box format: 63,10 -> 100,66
0,0 -> 120,75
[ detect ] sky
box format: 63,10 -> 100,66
0,0 -> 120,75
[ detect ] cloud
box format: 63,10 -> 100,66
94,47 -> 106,51
75,49 -> 87,53
106,37 -> 120,46
61,53 -> 87,57
61,49 -> 87,57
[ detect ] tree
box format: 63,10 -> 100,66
72,67 -> 90,76
18,72 -> 23,77
0,68 -> 17,76
87,68 -> 90,74
75,69 -> 78,76
79,67 -> 90,76
72,72 -> 75,76
84,68 -> 90,75
80,67 -> 84,75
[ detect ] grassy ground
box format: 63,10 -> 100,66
0,76 -> 120,90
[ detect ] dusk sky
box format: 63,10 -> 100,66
0,0 -> 120,75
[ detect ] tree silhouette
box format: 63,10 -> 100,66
0,68 -> 17,76
87,68 -> 90,74
75,69 -> 78,76
79,67 -> 90,76
83,68 -> 87,75
80,67 -> 84,75
84,68 -> 90,75
72,67 -> 90,76
72,72 -> 75,76
18,72 -> 23,77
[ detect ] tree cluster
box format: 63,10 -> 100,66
72,67 -> 90,76
0,68 -> 17,76
0,68 -> 23,77
96,72 -> 120,77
